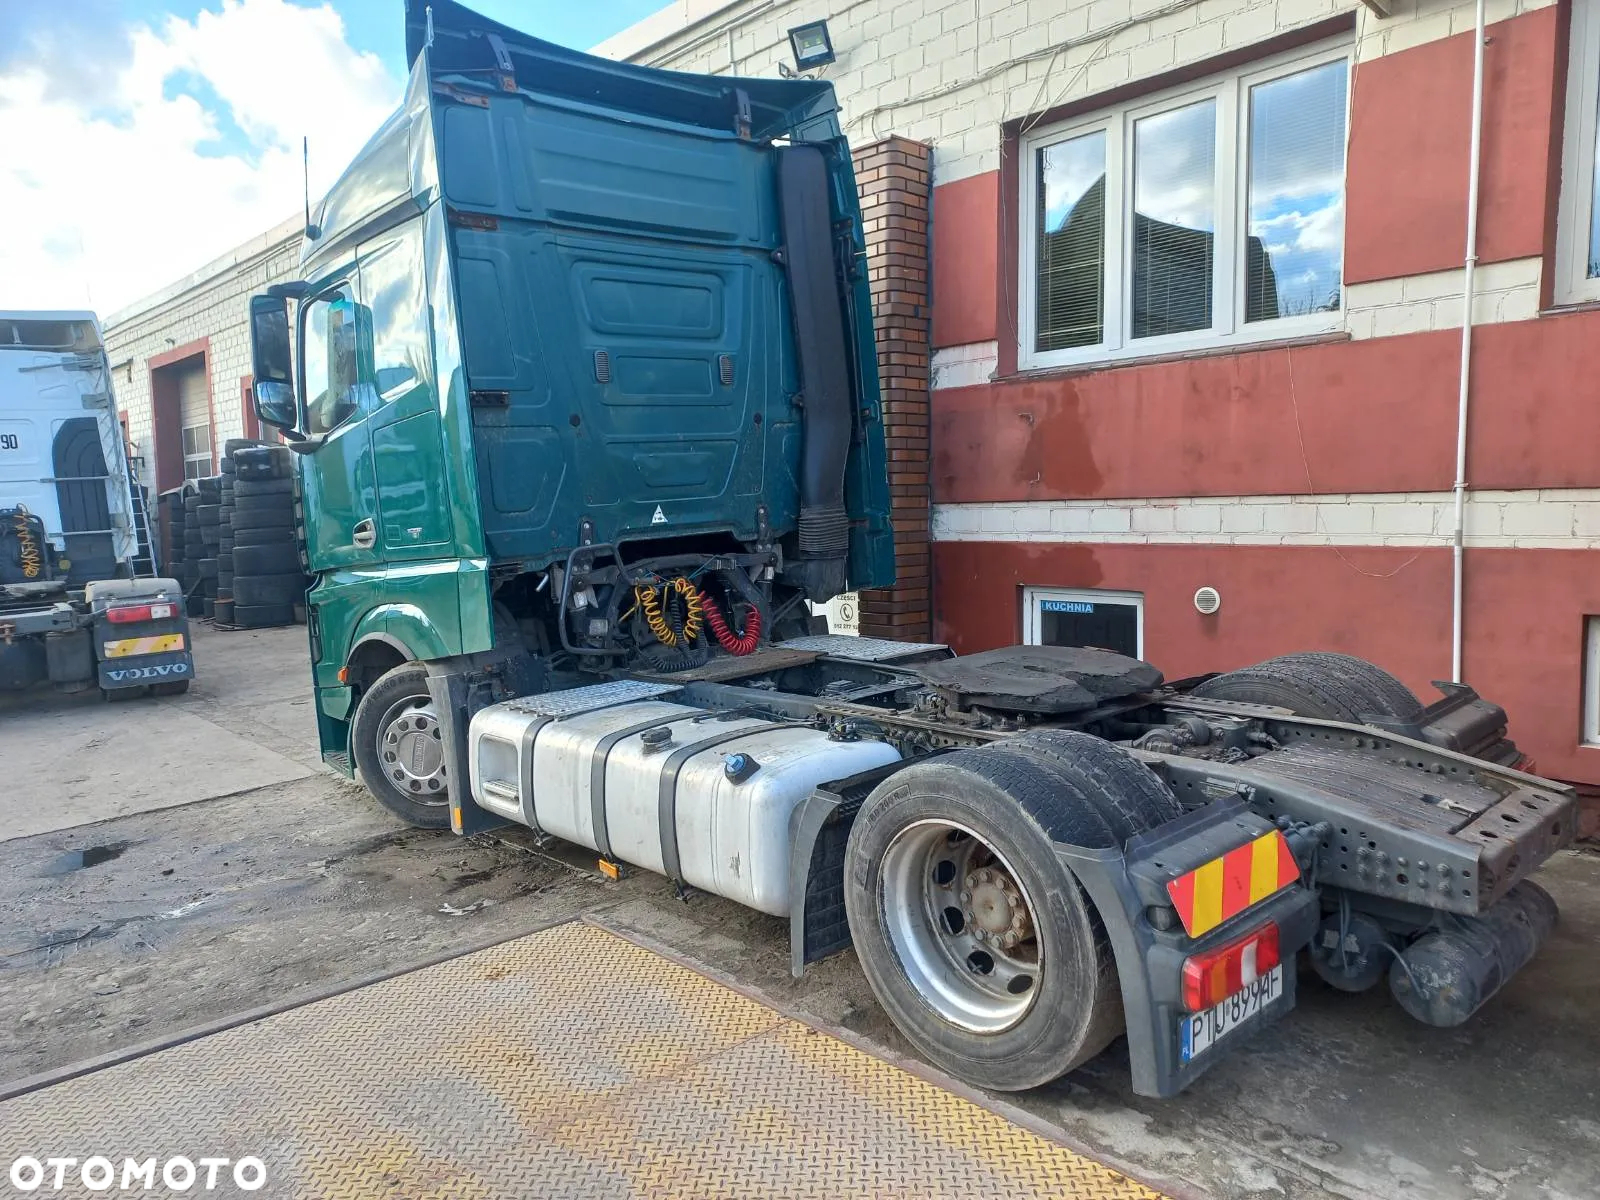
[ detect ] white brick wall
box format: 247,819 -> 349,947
930,340 -> 999,388
1343,257 -> 1543,340
932,490 -> 1600,548
103,218 -> 302,489
596,0 -> 1370,186
1356,0 -> 1556,63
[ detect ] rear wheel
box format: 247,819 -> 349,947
844,747 -> 1124,1091
1190,651 -> 1421,723
351,662 -> 451,829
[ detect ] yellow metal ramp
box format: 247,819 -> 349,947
0,922 -> 1169,1199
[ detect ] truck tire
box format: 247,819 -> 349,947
232,543 -> 300,575
232,477 -> 294,498
233,446 -> 293,480
232,573 -> 305,607
995,729 -> 1183,842
152,680 -> 190,696
1191,651 -> 1422,723
844,746 -> 1122,1092
232,525 -> 292,548
232,602 -> 294,627
352,662 -> 451,830
230,509 -> 294,534
197,504 -> 221,526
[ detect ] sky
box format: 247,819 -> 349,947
0,0 -> 667,317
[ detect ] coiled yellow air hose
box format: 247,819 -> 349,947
635,577 -> 705,647
12,507 -> 41,579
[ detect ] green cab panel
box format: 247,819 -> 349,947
408,0 -> 893,581
307,558 -> 494,692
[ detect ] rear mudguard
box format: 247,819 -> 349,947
789,778 -> 1320,1098
1056,798 -> 1318,1097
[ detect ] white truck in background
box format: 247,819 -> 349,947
0,311 -> 193,698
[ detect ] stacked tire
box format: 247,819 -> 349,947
195,477 -> 222,619
215,447 -> 241,626
222,443 -> 307,628
179,478 -> 220,618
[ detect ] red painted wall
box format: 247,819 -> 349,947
933,540 -> 1600,785
931,171 -> 999,348
935,333 -> 1458,502
932,307 -> 1600,504
1344,7 -> 1561,284
1468,312 -> 1600,489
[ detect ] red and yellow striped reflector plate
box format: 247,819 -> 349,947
1165,830 -> 1300,938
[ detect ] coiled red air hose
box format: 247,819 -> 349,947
694,585 -> 761,655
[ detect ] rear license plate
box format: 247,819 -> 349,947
103,633 -> 186,658
1181,963 -> 1284,1062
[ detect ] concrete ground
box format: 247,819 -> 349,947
2,624 -> 1596,1200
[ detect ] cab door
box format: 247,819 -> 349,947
357,220 -> 453,560
298,276 -> 384,572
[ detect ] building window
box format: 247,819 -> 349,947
1584,617 -> 1600,745
1022,587 -> 1144,659
181,421 -> 212,481
1020,42 -> 1350,369
1557,0 -> 1600,304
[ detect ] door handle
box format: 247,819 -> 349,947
352,519 -> 376,549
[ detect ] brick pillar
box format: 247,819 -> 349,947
852,136 -> 932,643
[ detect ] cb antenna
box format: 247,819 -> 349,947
303,136 -> 319,240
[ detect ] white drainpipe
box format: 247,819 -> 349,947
1451,0 -> 1488,684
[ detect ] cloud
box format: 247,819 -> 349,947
0,0 -> 402,317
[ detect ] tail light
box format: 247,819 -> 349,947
1182,922 -> 1280,1012
106,602 -> 176,624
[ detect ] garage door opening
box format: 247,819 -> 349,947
1023,587 -> 1143,658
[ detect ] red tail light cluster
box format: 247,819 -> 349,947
106,602 -> 176,624
1181,922 -> 1280,1012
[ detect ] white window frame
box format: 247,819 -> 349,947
1556,0 -> 1600,305
1018,39 -> 1352,371
181,421 -> 212,481
1022,586 -> 1145,658
1584,617 -> 1600,745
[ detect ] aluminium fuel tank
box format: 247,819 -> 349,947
468,681 -> 900,915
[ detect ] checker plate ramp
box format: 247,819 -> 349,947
0,923 -> 1167,1200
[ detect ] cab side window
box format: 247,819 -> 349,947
360,223 -> 431,403
302,288 -> 360,436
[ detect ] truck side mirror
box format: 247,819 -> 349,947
248,294 -> 298,431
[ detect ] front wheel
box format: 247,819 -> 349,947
844,748 -> 1122,1092
351,662 -> 451,829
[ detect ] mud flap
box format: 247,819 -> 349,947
98,651 -> 194,690
426,666 -> 510,837
1054,798 -> 1320,1098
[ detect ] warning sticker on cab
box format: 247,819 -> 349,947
103,634 -> 186,658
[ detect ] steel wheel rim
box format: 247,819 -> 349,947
878,818 -> 1042,1034
377,693 -> 448,806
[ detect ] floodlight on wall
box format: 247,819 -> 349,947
788,21 -> 835,71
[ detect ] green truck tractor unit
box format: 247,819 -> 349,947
247,0 -> 892,791
249,0 -> 1576,1099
